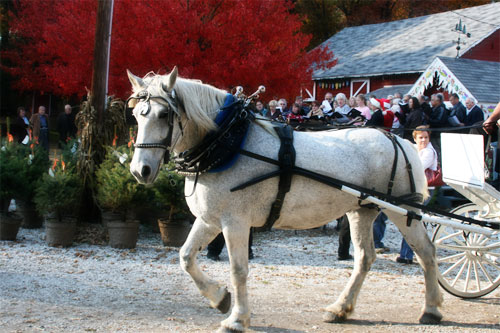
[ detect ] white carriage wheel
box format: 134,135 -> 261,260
431,203 -> 500,298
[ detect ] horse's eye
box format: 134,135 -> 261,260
158,111 -> 168,119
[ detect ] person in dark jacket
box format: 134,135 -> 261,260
449,93 -> 466,126
365,98 -> 384,127
428,93 -> 449,159
418,95 -> 432,124
403,97 -> 424,142
30,106 -> 49,152
464,98 -> 485,127
57,104 -> 77,146
12,106 -> 30,144
429,93 -> 449,128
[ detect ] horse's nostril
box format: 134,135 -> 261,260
141,165 -> 151,178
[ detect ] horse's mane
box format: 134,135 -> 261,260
138,72 -> 276,138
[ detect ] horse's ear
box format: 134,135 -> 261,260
127,70 -> 145,90
163,66 -> 178,91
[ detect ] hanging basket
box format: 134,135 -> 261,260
45,216 -> 77,247
158,218 -> 191,247
107,219 -> 140,249
0,212 -> 23,241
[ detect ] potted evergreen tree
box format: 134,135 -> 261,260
95,145 -> 140,249
153,165 -> 192,247
34,145 -> 82,247
15,143 -> 50,228
0,139 -> 24,240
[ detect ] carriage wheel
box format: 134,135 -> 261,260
431,203 -> 500,298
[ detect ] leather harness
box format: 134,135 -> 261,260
232,124 -> 418,230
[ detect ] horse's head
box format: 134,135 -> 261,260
127,67 -> 179,184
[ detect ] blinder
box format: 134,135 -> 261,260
125,88 -> 181,164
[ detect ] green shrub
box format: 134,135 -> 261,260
95,146 -> 140,218
34,161 -> 83,221
0,142 -> 26,205
152,163 -> 189,221
0,140 -> 49,204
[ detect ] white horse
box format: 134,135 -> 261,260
127,67 -> 443,332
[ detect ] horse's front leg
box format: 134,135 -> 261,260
179,218 -> 232,313
219,222 -> 251,332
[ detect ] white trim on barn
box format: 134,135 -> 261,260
350,79 -> 370,97
408,57 -> 498,114
408,57 -> 475,104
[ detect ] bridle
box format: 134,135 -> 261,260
126,88 -> 183,162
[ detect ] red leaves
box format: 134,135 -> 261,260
4,0 -> 335,100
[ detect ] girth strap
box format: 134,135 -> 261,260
380,130 -> 417,196
261,125 -> 296,231
384,132 -> 399,196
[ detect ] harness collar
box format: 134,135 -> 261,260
174,94 -> 253,175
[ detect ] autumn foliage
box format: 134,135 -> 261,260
3,0 -> 335,101
295,0 -> 492,49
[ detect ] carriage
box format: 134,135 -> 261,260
126,68 -> 499,332
429,133 -> 500,298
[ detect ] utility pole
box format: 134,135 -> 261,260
90,0 -> 114,122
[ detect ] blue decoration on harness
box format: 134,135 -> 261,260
208,93 -> 250,173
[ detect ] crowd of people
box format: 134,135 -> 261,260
10,104 -> 77,152
253,91 -> 488,147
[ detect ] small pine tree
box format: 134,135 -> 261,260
34,160 -> 83,221
95,146 -> 140,219
0,140 -> 49,207
152,163 -> 189,222
0,142 -> 26,209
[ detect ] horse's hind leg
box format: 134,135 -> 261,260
385,209 -> 443,324
324,208 -> 379,323
179,218 -> 231,313
219,222 -> 251,332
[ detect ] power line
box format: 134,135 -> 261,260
451,10 -> 499,27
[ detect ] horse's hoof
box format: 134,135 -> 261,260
323,311 -> 347,323
419,312 -> 442,325
216,290 -> 231,314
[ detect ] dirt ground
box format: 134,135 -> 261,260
1,225 -> 499,332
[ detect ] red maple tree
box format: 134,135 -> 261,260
3,0 -> 335,101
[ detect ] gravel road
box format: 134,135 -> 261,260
1,222 -> 499,332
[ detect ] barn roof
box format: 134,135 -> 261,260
439,57 -> 500,103
312,3 -> 500,80
367,84 -> 414,99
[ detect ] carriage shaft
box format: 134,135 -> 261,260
341,186 -> 494,236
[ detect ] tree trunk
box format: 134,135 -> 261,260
91,0 -> 114,122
